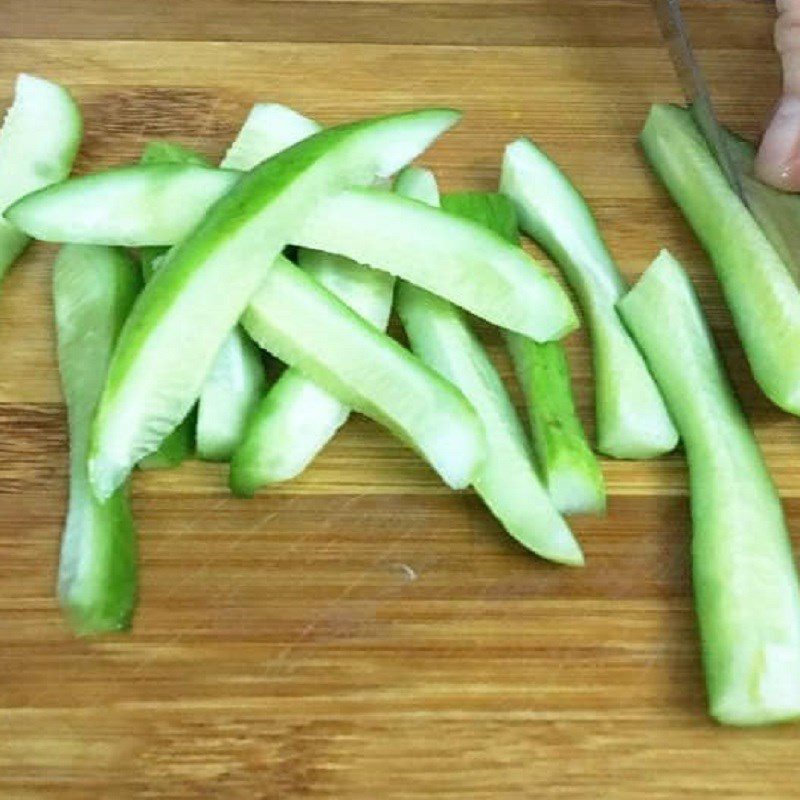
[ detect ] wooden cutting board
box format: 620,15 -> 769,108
0,1 -> 796,797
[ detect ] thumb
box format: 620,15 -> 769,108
757,0 -> 800,189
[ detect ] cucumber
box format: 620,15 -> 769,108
136,141 -> 210,470
440,190 -> 605,516
87,108 -> 460,498
231,248 -> 395,494
242,255 -> 483,490
292,187 -> 576,341
0,74 -> 82,282
500,137 -> 677,459
719,126 -> 800,288
619,249 -> 800,726
394,168 -> 583,564
7,168 -> 577,342
6,163 -> 238,246
640,104 -> 800,415
54,245 -> 140,634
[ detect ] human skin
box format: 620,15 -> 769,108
756,0 -> 800,190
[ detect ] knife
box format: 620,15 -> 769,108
651,0 -> 749,204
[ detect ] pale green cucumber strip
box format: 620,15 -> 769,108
192,105 -> 320,461
7,164 -> 239,246
8,166 -> 577,342
500,137 -> 677,458
441,190 -> 605,516
88,108 -> 460,499
54,245 -> 140,634
619,249 -> 800,727
0,74 -> 82,281
292,187 -> 576,342
136,141 -> 212,469
641,104 -> 800,416
242,255 -> 483,490
394,167 -> 583,564
226,105 -> 399,493
719,126 -> 800,288
231,248 -> 395,495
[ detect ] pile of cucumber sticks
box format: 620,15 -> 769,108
3,74 -> 800,727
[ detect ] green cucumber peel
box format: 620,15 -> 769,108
619,250 -> 800,726
394,168 -> 583,565
86,108 -> 461,498
7,173 -> 577,343
54,245 -> 140,634
641,104 -> 800,414
500,136 -> 677,459
136,141 -> 212,468
441,190 -> 605,516
242,254 -> 484,490
0,74 -> 82,282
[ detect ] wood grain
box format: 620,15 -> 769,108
2,1 -> 799,797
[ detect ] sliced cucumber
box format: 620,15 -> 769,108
500,137 -> 677,458
6,164 -> 238,247
292,187 -> 576,341
87,108 -> 460,498
136,141 -> 211,469
641,104 -> 800,414
7,166 -> 577,342
54,245 -> 140,634
441,190 -> 605,516
619,250 -> 800,727
0,74 -> 82,281
394,168 -> 583,565
242,255 -> 483,490
720,126 -> 800,288
231,248 -> 395,495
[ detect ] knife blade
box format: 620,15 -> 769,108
651,0 -> 748,204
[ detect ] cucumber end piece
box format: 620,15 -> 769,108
547,462 -> 607,516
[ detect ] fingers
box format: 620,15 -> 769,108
757,0 -> 800,190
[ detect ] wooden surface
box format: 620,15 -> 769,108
0,1 -> 796,797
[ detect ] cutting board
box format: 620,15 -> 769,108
0,1 -> 796,797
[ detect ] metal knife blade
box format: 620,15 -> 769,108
651,0 -> 748,204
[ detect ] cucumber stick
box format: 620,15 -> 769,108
86,108 -> 460,498
229,105 -> 402,493
136,141 -> 208,469
231,248 -> 395,494
54,245 -> 140,634
500,137 -> 677,459
7,168 -> 577,342
440,190 -> 605,516
641,105 -> 800,414
619,250 -> 800,726
195,104 -> 322,465
0,74 -> 81,282
242,255 -> 483,490
394,168 -> 583,565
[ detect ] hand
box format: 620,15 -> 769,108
757,0 -> 800,189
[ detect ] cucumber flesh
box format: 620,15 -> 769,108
88,108 -> 460,498
54,245 -> 140,634
395,168 -> 583,565
292,187 -> 576,341
441,190 -> 605,516
231,248 -> 395,495
6,164 -> 239,246
0,74 -> 82,281
242,255 -> 484,490
641,104 -> 800,415
500,137 -> 677,458
136,141 -> 212,469
8,166 -> 577,342
619,250 -> 800,726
